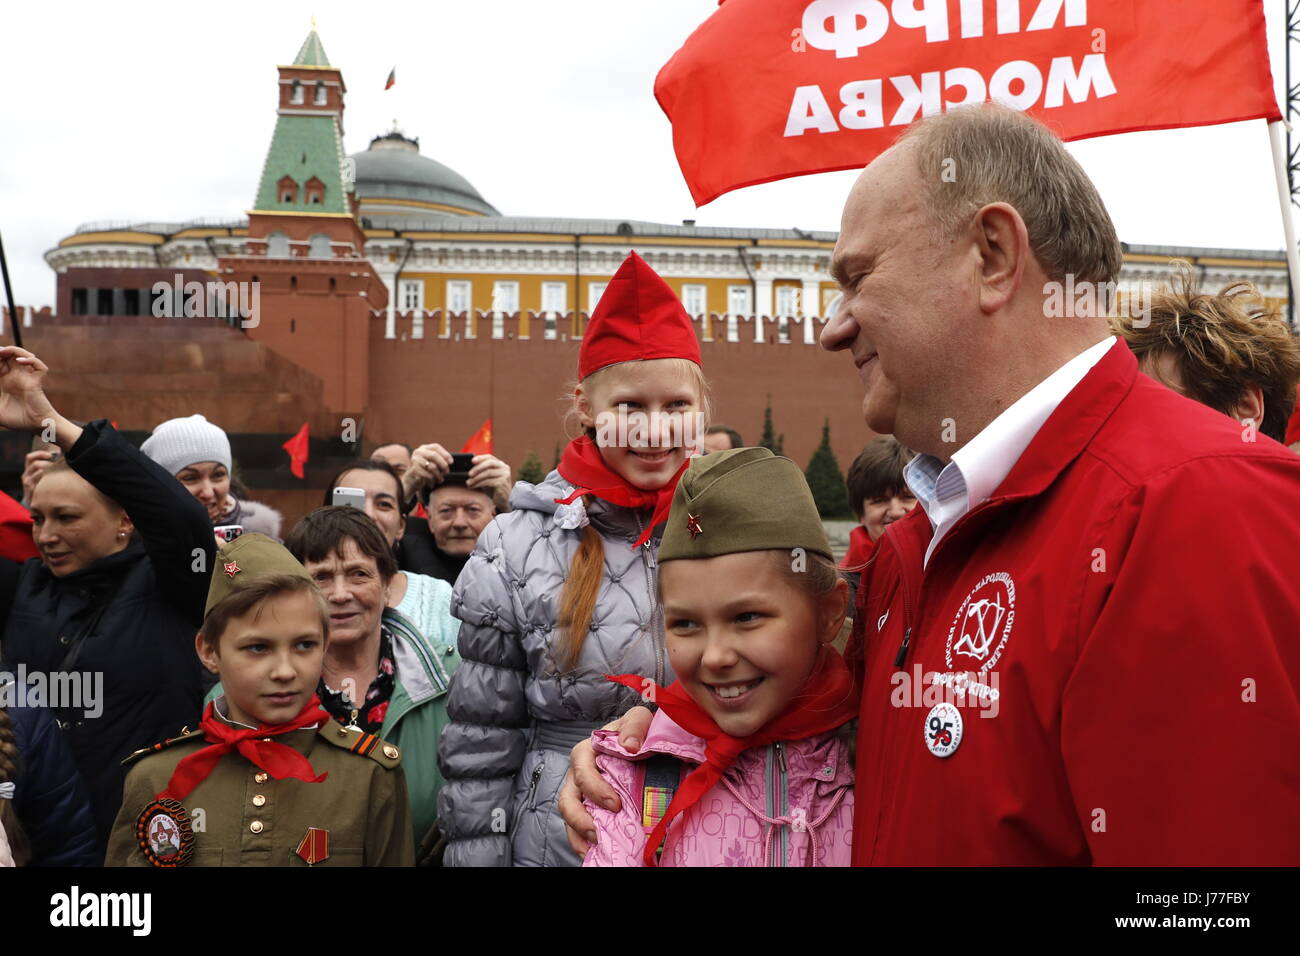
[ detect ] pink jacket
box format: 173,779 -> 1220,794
583,710 -> 854,867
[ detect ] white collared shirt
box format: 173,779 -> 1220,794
905,336 -> 1117,568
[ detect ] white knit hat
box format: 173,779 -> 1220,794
141,414 -> 232,476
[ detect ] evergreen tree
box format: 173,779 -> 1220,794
518,450 -> 546,485
805,419 -> 851,518
760,395 -> 783,456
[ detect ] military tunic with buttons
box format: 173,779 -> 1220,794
105,718 -> 414,867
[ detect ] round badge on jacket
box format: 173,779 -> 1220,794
924,702 -> 963,758
135,799 -> 195,867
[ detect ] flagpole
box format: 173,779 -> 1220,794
1267,120 -> 1300,327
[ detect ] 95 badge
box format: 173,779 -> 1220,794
924,702 -> 963,758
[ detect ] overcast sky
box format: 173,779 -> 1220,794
0,0 -> 1295,308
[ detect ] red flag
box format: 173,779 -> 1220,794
0,490 -> 39,562
384,67 -> 396,90
283,423 -> 310,479
461,420 -> 493,455
656,0 -> 1281,205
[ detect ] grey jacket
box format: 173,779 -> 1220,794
437,470 -> 672,867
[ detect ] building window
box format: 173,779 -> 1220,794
277,175 -> 299,204
587,282 -> 606,314
71,288 -> 88,315
776,286 -> 800,317
304,176 -> 325,205
401,280 -> 424,311
447,280 -> 471,313
541,282 -> 566,313
491,280 -> 519,314
314,82 -> 327,105
681,284 -> 707,318
728,285 -> 753,316
542,282 -> 566,340
308,234 -> 332,259
291,80 -> 303,104
267,232 -> 290,257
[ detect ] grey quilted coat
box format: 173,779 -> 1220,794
437,470 -> 673,867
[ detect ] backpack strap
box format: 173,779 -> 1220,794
639,753 -> 684,834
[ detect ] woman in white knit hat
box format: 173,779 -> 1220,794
141,414 -> 282,541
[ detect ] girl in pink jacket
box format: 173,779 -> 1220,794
583,447 -> 857,867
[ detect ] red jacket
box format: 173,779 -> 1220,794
849,342 -> 1300,865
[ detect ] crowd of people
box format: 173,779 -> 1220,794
2,103 -> 1299,868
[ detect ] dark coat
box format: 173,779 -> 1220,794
398,517 -> 469,586
5,681 -> 99,866
0,420 -> 215,853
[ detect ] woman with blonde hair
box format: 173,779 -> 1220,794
437,252 -> 710,866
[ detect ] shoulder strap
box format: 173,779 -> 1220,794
317,720 -> 402,770
639,753 -> 684,834
121,726 -> 205,767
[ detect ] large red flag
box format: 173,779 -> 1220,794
282,423 -> 310,479
461,420 -> 493,455
656,0 -> 1280,205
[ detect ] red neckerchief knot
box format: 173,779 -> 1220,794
607,647 -> 857,866
157,696 -> 330,803
554,435 -> 690,548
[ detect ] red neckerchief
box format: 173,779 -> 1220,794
554,435 -> 689,548
607,648 -> 858,866
158,696 -> 330,802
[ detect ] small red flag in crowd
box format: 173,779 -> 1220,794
283,423 -> 310,479
385,67 -> 396,90
656,0 -> 1281,204
462,420 -> 493,455
0,489 -> 39,562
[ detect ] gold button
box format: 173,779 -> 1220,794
252,794 -> 266,807
254,772 -> 268,784
383,745 -> 399,759
249,820 -> 264,834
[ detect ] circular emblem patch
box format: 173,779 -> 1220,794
946,571 -> 1016,677
135,799 -> 195,867
924,702 -> 963,758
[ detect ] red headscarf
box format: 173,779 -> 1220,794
158,697 -> 330,802
607,647 -> 858,866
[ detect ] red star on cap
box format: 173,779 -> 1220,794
223,561 -> 241,578
686,513 -> 703,538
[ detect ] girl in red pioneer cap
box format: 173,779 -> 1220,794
437,251 -> 711,867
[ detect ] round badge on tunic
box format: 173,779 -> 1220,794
924,702 -> 963,758
135,799 -> 195,867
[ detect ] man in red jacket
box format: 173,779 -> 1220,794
560,103 -> 1300,866
819,104 -> 1300,865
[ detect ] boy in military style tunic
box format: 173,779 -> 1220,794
106,534 -> 413,866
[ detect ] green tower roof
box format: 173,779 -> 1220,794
253,114 -> 350,215
293,30 -> 330,67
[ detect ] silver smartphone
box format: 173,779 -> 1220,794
332,486 -> 366,510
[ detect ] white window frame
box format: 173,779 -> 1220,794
587,281 -> 607,314
728,285 -> 753,316
541,281 -> 567,313
314,82 -> 327,105
823,289 -> 844,318
266,232 -> 290,258
290,80 -> 304,105
681,283 -> 707,318
775,286 -> 799,318
400,279 -> 424,311
446,280 -> 471,313
491,280 -> 519,314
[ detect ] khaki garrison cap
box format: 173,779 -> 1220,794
204,533 -> 314,617
658,447 -> 833,562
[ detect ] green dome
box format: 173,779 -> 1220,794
351,132 -> 499,217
